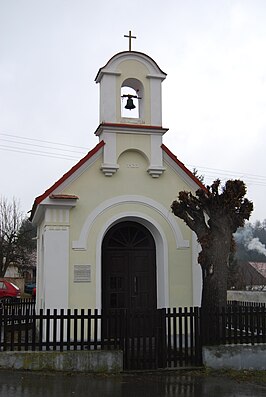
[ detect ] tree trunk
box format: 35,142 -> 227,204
200,236 -> 230,344
201,262 -> 228,312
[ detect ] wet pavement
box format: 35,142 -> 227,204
0,369 -> 265,397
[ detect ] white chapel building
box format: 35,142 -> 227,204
30,48 -> 204,312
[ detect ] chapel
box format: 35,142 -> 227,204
30,35 -> 204,312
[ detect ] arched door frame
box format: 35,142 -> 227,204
102,220 -> 156,312
72,195 -> 189,250
96,212 -> 169,310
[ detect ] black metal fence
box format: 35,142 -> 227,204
0,300 -> 265,370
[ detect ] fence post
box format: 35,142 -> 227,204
194,307 -> 202,365
200,307 -> 207,345
157,308 -> 166,368
121,309 -> 128,370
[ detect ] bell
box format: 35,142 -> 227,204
125,97 -> 136,110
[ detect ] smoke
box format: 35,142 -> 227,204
234,226 -> 266,257
247,237 -> 266,256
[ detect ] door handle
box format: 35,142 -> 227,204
133,276 -> 138,295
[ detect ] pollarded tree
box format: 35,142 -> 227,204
171,179 -> 253,312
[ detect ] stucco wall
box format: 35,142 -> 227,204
0,350 -> 123,373
63,150 -> 196,310
203,344 -> 266,370
227,290 -> 266,303
36,142 -> 202,311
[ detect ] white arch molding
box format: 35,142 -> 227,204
71,195 -> 190,310
72,195 -> 189,250
95,212 -> 169,310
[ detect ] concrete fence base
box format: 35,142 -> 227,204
203,344 -> 266,370
0,350 -> 123,373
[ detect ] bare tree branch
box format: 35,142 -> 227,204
0,197 -> 24,277
171,179 -> 253,311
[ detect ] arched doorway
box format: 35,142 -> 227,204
102,221 -> 157,312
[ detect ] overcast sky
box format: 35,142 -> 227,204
1,0 -> 266,222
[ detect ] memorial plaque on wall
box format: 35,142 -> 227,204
74,264 -> 91,282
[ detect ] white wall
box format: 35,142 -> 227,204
43,226 -> 69,309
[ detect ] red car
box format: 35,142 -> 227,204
0,279 -> 21,301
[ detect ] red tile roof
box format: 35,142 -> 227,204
249,262 -> 266,279
29,141 -> 104,221
161,144 -> 207,191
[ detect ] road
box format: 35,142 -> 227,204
0,369 -> 265,397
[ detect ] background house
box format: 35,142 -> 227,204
236,262 -> 266,291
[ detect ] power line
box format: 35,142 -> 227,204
0,146 -> 80,161
0,132 -> 88,150
188,164 -> 266,187
0,131 -> 87,161
189,164 -> 266,181
0,138 -> 86,155
1,131 -> 266,187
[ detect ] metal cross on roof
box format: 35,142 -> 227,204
124,30 -> 136,51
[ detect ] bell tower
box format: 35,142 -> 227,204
94,34 -> 168,177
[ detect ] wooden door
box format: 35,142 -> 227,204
102,221 -> 157,313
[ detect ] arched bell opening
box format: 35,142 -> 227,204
121,78 -> 144,120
